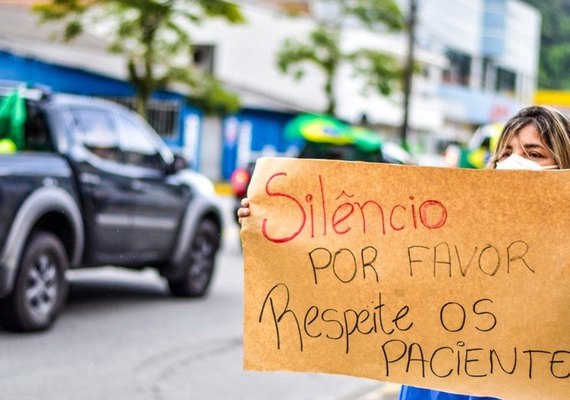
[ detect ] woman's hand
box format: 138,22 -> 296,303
237,198 -> 250,225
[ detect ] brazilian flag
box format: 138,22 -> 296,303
0,89 -> 26,151
284,113 -> 383,152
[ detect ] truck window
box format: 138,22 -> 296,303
115,112 -> 163,170
70,109 -> 121,163
24,107 -> 53,152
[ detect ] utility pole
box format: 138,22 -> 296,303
400,0 -> 417,151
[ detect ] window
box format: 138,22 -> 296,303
25,107 -> 52,152
193,45 -> 215,74
70,109 -> 121,162
442,49 -> 472,87
115,112 -> 162,170
495,67 -> 516,94
145,102 -> 179,139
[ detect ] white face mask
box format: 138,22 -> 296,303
496,153 -> 559,170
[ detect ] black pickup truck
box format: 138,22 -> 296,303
0,84 -> 223,332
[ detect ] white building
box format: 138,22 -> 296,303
401,0 -> 541,142
187,1 -> 448,153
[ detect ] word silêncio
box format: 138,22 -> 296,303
260,172 -> 448,244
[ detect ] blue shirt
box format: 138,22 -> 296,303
399,385 -> 500,400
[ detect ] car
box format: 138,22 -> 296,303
445,123 -> 503,169
0,82 -> 223,332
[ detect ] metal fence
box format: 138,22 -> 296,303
103,97 -> 180,140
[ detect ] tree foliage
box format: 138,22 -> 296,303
520,0 -> 570,89
277,0 -> 404,116
32,0 -> 245,117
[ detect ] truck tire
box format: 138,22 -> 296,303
168,219 -> 219,298
0,231 -> 69,332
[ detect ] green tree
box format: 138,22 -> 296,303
33,0 -> 245,117
277,0 -> 404,116
520,0 -> 570,89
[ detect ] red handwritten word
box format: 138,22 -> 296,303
261,172 -> 448,244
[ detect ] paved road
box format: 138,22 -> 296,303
0,197 -> 390,400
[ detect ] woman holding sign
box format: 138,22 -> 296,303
237,105 -> 570,400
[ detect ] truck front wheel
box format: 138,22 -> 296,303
0,231 -> 69,332
168,219 -> 219,298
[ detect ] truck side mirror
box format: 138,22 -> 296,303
167,153 -> 188,174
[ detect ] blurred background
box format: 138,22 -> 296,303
3,0 -> 570,178
0,0 -> 568,399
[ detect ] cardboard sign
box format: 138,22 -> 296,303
241,157 -> 570,400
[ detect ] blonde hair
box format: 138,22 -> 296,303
489,105 -> 570,169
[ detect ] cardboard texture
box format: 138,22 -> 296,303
241,157 -> 570,400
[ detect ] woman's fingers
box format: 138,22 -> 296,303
237,198 -> 251,225
237,209 -> 249,225
237,207 -> 250,218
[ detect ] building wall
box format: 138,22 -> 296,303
0,50 -> 134,97
416,0 -> 484,56
188,6 -> 326,113
187,3 -> 445,131
500,0 -> 541,101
